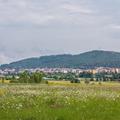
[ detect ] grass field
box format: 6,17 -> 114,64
0,80 -> 10,83
1,81 -> 120,120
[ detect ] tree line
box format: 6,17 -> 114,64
10,71 -> 47,83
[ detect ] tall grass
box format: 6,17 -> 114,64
0,83 -> 120,120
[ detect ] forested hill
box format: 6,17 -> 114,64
1,50 -> 120,69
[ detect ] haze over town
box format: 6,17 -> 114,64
0,0 -> 120,64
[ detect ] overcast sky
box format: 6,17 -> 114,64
0,0 -> 120,64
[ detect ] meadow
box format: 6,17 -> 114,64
1,81 -> 120,120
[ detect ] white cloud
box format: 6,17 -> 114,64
109,24 -> 120,29
61,4 -> 93,15
0,53 -> 11,64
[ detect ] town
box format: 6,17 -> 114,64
1,67 -> 120,83
1,67 -> 120,75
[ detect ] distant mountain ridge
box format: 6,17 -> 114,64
1,50 -> 120,69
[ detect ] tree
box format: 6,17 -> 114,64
19,71 -> 30,83
30,72 -> 43,83
79,72 -> 93,78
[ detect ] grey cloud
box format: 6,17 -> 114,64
0,0 -> 95,26
0,0 -> 120,64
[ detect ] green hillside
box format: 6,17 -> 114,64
1,50 -> 120,69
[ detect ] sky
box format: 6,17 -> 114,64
0,0 -> 120,64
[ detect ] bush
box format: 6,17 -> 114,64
90,78 -> 94,81
84,79 -> 90,84
70,79 -> 80,83
41,80 -> 48,84
98,82 -> 102,85
10,80 -> 19,83
45,80 -> 48,84
18,71 -> 44,83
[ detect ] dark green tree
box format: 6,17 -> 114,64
19,71 -> 30,83
30,72 -> 43,83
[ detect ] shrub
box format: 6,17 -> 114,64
84,79 -> 90,84
10,80 -> 19,83
98,82 -> 102,85
70,79 -> 80,83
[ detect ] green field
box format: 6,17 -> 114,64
1,82 -> 120,120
